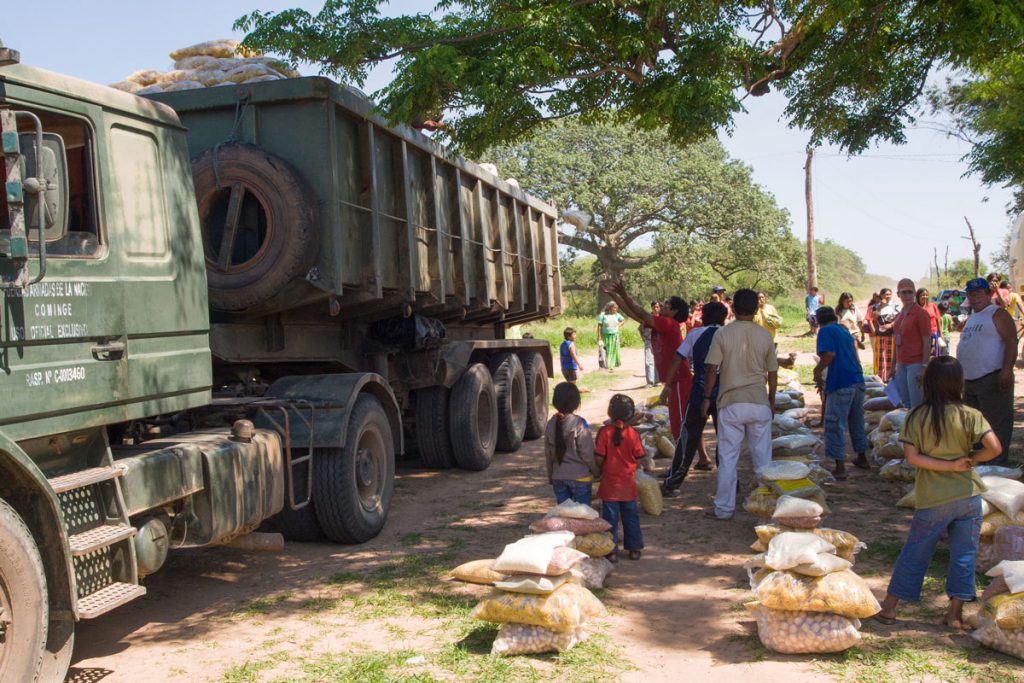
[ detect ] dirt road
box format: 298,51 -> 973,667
64,345 -> 1022,682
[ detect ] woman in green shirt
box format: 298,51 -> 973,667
875,356 -> 1002,630
597,302 -> 626,370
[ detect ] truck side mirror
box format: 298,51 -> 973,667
18,132 -> 69,239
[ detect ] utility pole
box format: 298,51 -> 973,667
963,216 -> 981,278
804,148 -> 818,289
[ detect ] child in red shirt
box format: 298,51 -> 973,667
596,394 -> 645,562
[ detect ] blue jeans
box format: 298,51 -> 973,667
600,500 -> 644,552
824,384 -> 869,461
644,344 -> 658,385
887,496 -> 982,602
893,362 -> 924,409
552,480 -> 592,506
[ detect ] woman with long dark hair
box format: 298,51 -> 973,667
916,287 -> 941,358
836,292 -> 864,349
875,356 -> 1001,629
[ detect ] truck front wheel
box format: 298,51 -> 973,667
314,395 -> 395,543
0,498 -> 47,683
449,364 -> 498,471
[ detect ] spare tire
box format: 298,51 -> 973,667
191,144 -> 320,312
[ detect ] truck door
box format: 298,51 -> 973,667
0,108 -> 127,437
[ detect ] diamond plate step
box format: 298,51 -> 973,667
49,466 -> 124,494
78,582 -> 146,619
69,524 -> 136,556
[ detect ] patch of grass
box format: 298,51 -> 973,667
401,532 -> 427,546
222,651 -> 289,682
815,635 -> 1023,683
859,538 -> 904,566
301,595 -> 341,612
238,592 -> 291,617
300,650 -> 440,683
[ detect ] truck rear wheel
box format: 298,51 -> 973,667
191,144 -> 320,312
449,364 -> 498,471
0,499 -> 47,683
414,386 -> 456,468
314,395 -> 395,543
521,352 -> 549,440
489,353 -> 527,452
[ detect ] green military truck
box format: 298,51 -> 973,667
0,42 -> 560,682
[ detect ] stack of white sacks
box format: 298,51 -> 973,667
744,455 -> 830,518
744,496 -> 877,654
445,500 -> 614,656
110,40 -> 300,95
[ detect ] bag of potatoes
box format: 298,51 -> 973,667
747,602 -> 861,654
491,623 -> 588,656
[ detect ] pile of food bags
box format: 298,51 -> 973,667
977,475 -> 1024,573
110,40 -> 300,95
972,560 -> 1024,659
744,461 -> 830,518
773,388 -> 806,413
445,500 -> 613,656
744,505 -> 874,654
863,394 -> 897,430
868,408 -> 907,465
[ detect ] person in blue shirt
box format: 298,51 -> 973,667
812,306 -> 871,480
559,327 -> 584,383
805,286 -> 824,336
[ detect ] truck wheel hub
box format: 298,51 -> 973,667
356,448 -> 376,488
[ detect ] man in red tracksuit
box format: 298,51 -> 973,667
601,280 -> 692,441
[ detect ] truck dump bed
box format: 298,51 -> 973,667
149,78 -> 561,325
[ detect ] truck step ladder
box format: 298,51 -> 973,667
48,463 -> 146,619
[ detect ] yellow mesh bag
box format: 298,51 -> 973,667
572,532 -> 615,557
983,592 -> 1024,629
753,569 -> 881,618
982,512 -> 1024,538
442,559 -> 505,585
747,602 -> 861,654
472,583 -> 606,631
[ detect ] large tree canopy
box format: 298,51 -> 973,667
237,1 -> 1024,155
482,119 -> 801,299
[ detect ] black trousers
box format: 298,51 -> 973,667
664,399 -> 719,490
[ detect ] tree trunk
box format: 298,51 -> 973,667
963,216 -> 981,278
804,148 -> 818,289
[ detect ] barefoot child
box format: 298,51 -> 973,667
544,382 -> 598,505
595,394 -> 645,562
559,327 -> 584,383
875,356 -> 1002,629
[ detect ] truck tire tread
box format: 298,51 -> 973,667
449,364 -> 498,471
0,498 -> 48,683
415,387 -> 456,468
488,353 -> 527,452
521,352 -> 549,440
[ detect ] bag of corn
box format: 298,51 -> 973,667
982,477 -> 1024,519
529,517 -> 611,535
972,616 -> 1024,659
494,573 -> 571,595
572,533 -> 615,557
752,526 -> 865,563
983,591 -> 1024,629
806,463 -> 836,486
774,394 -> 799,411
879,409 -> 907,433
753,569 -> 880,618
994,526 -> 1024,563
570,557 -> 614,589
981,511 -> 1024,537
876,433 -> 905,459
744,486 -> 780,517
864,410 -> 887,427
444,559 -> 505,585
759,461 -> 811,482
636,470 -> 663,515
987,561 -> 1024,595
472,583 -> 606,631
491,623 -> 588,656
126,69 -> 162,86
545,500 -> 599,520
772,414 -> 807,436
655,435 -> 675,459
879,459 -> 916,482
763,532 -> 836,571
773,495 -> 823,519
109,80 -> 143,93
493,532 -> 575,575
747,602 -> 861,654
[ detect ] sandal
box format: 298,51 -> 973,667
628,550 -> 642,561
872,613 -> 896,625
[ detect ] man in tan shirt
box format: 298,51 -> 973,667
702,288 -> 779,519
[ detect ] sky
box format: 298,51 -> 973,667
3,1 -> 1016,281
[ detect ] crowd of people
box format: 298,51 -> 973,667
545,273 -> 1020,630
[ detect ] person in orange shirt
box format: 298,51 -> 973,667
595,394 -> 645,562
892,278 -> 933,409
916,288 -> 941,358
